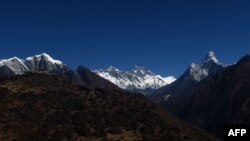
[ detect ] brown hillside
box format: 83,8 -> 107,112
0,73 -> 219,141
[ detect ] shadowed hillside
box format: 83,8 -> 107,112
0,73 -> 219,141
162,55 -> 250,138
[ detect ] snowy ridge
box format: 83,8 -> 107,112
26,53 -> 63,64
0,53 -> 121,90
0,53 -> 66,76
0,57 -> 25,66
94,66 -> 176,94
0,57 -> 29,75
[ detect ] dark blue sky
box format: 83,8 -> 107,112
0,0 -> 250,77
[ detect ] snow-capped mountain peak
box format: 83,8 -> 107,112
26,53 -> 63,65
7,56 -> 22,61
202,51 -> 220,65
0,56 -> 26,66
0,53 -> 120,90
131,65 -> 154,76
185,51 -> 223,81
0,56 -> 29,76
0,56 -> 23,63
0,53 -> 68,77
107,66 -> 120,72
94,66 -> 176,94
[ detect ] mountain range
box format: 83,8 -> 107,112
0,53 -> 175,94
1,51 -> 250,140
0,53 -> 120,90
94,66 -> 176,94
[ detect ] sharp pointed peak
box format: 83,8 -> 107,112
33,52 -> 52,58
202,51 -> 220,64
131,65 -> 154,75
190,63 -> 198,67
204,51 -> 216,59
40,52 -> 51,57
107,66 -> 120,71
132,65 -> 147,71
207,51 -> 215,57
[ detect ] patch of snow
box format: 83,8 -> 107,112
164,95 -> 171,101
